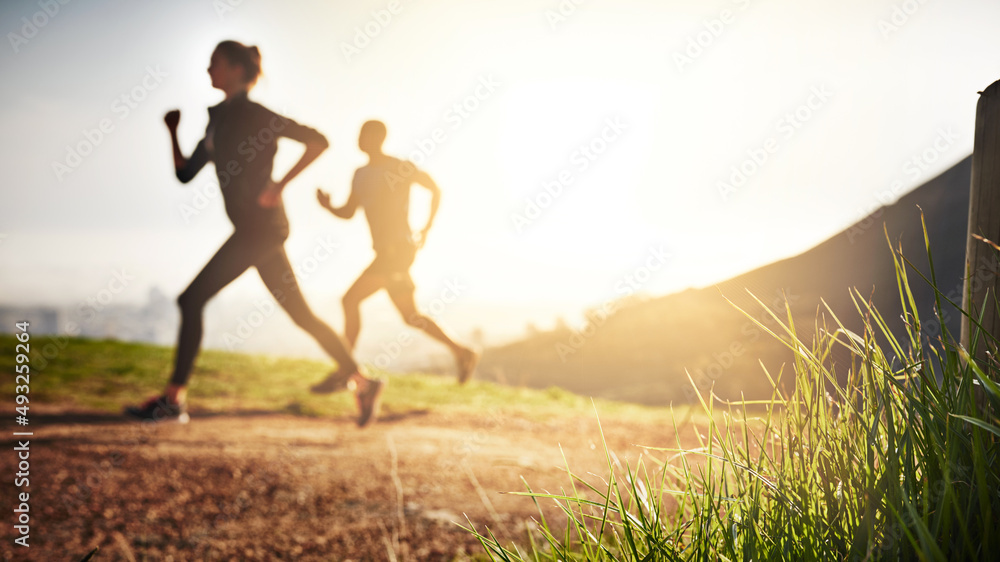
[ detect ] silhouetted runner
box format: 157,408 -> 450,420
311,120 -> 479,390
125,41 -> 383,427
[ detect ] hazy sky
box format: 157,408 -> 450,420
2,0 -> 999,339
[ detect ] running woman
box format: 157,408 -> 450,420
125,41 -> 383,426
311,120 -> 479,391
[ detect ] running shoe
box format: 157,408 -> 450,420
310,371 -> 352,394
456,347 -> 481,385
355,378 -> 385,428
124,395 -> 190,424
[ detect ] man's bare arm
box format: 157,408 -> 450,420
414,170 -> 440,247
317,187 -> 358,219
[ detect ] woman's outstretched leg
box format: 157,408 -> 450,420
256,247 -> 383,426
171,235 -> 260,386
256,247 -> 358,374
126,234 -> 257,422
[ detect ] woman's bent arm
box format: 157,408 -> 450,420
166,110 -> 209,184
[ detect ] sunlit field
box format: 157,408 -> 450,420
5,1 -> 1000,560
470,233 -> 1000,560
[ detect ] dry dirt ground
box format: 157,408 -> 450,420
0,404 -> 696,561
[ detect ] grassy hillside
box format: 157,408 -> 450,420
0,334 -> 683,424
472,240 -> 1000,560
480,156 -> 973,405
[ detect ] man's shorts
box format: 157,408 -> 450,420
364,244 -> 417,292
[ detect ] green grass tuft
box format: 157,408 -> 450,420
466,219 -> 1000,561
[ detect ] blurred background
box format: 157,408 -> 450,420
2,0 -> 998,402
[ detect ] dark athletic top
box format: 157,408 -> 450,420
352,156 -> 418,253
176,91 -> 328,237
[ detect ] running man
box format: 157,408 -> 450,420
310,120 -> 478,391
125,41 -> 383,427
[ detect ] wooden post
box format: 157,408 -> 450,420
961,79 -> 1000,375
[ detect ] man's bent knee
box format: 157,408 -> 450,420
342,294 -> 358,310
405,313 -> 430,329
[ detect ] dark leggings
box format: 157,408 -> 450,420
170,232 -> 357,386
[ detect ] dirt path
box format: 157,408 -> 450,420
1,405 -> 694,561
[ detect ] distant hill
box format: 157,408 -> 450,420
480,156 -> 974,405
